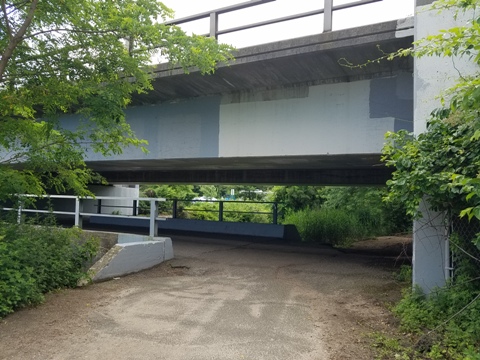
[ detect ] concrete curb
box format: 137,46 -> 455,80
84,233 -> 173,283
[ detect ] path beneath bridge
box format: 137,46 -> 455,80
0,236 -> 410,360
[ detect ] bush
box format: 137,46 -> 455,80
222,202 -> 272,223
394,283 -> 480,359
284,208 -> 362,246
0,223 -> 98,317
321,187 -> 412,235
180,201 -> 273,223
180,202 -> 219,221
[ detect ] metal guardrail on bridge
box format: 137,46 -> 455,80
2,195 -> 282,236
84,197 -> 280,225
2,195 -> 166,237
164,0 -> 383,37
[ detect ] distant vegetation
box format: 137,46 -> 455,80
281,187 -> 411,246
140,184 -> 412,246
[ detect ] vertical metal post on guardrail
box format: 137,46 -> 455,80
97,199 -> 102,214
272,203 -> 278,225
17,197 -> 23,224
323,0 -> 333,32
75,197 -> 83,228
132,200 -> 137,216
210,12 -> 218,38
218,201 -> 224,222
172,199 -> 178,219
149,199 -> 158,237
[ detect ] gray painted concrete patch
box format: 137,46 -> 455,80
369,73 -> 413,130
90,237 -> 174,282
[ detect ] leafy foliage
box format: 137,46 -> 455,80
181,201 -> 273,223
0,0 -> 233,201
270,186 -> 324,214
284,208 -> 364,246
381,0 -> 480,223
383,117 -> 480,218
375,1 -> 480,358
322,187 -> 411,234
0,222 -> 99,317
393,283 -> 480,359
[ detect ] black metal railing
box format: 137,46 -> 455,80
169,199 -> 279,224
138,198 -> 280,225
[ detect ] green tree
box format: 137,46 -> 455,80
141,184 -> 196,200
271,186 -> 324,214
322,187 -> 411,234
381,0 -> 480,229
376,2 -> 480,358
195,185 -> 218,199
0,0 -> 233,201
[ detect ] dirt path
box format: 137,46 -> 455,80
0,236 -> 410,360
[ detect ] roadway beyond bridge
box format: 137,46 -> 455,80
72,17 -> 414,186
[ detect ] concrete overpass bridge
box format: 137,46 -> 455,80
61,0 -> 466,294
77,1 -> 414,186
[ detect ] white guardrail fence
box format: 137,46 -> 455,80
1,195 -> 166,237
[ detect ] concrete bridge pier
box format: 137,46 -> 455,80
413,0 -> 475,292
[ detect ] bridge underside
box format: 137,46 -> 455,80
86,19 -> 412,187
90,154 -> 392,185
138,18 -> 414,103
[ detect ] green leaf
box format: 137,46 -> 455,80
0,0 -> 234,200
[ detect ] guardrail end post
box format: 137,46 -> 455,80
150,200 -> 159,237
75,198 -> 83,228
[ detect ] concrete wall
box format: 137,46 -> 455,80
219,75 -> 412,157
86,233 -> 174,282
413,0 -> 477,292
414,1 -> 474,135
85,185 -> 139,216
44,185 -> 139,215
90,216 -> 302,242
71,74 -> 412,163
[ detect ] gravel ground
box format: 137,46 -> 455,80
0,235 -> 411,360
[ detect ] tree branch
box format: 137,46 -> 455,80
0,0 -> 39,82
1,0 -> 13,40
23,27 -> 121,40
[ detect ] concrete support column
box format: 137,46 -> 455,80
413,0 -> 475,292
413,200 -> 449,292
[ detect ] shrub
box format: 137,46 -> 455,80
0,223 -> 98,317
284,208 -> 362,246
180,202 -> 219,221
222,202 -> 272,223
321,187 -> 412,235
180,201 -> 273,223
393,283 -> 480,359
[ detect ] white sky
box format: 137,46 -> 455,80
160,0 -> 415,48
